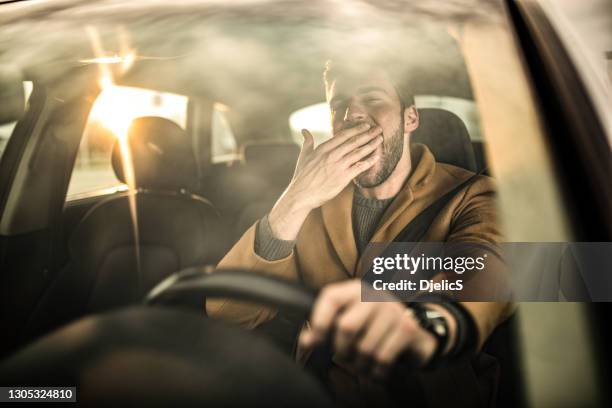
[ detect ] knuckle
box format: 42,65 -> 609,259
401,313 -> 415,328
337,317 -> 358,337
374,350 -> 394,367
357,341 -> 375,357
399,314 -> 418,334
320,285 -> 336,300
358,134 -> 371,145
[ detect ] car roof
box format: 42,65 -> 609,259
0,1 -> 506,115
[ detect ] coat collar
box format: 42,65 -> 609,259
321,185 -> 357,276
371,143 -> 435,242
320,143 -> 436,275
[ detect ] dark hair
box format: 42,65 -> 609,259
323,59 -> 416,107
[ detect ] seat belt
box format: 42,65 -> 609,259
393,169 -> 486,243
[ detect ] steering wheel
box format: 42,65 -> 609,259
146,267 -> 315,317
145,267 -> 333,385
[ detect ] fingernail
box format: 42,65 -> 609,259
362,123 -> 371,129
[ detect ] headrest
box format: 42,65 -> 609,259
112,116 -> 198,192
411,108 -> 477,172
243,141 -> 300,185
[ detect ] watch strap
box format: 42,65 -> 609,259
408,303 -> 449,368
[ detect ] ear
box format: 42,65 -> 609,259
403,105 -> 419,135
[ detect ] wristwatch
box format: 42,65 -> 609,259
409,304 -> 450,366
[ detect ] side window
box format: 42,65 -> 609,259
288,97 -> 482,144
0,81 -> 33,160
289,103 -> 332,146
211,103 -> 238,163
67,86 -> 188,199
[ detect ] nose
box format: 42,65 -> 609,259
343,100 -> 367,123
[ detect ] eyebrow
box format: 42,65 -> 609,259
329,86 -> 389,105
356,86 -> 389,96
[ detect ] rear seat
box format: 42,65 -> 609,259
234,141 -> 299,236
202,141 -> 299,240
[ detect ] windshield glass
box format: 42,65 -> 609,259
0,2 -> 608,408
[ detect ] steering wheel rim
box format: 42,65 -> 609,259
145,267 -> 316,319
145,268 -> 334,389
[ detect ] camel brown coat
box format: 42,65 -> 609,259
207,144 -> 512,347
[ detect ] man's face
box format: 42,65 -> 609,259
327,69 -> 407,188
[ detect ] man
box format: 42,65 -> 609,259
208,59 -> 512,405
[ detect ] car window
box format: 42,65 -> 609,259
289,103 -> 333,146
289,96 -> 482,145
0,81 -> 33,160
66,85 -> 188,199
211,103 -> 238,163
536,0 -> 612,139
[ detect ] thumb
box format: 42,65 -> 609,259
301,129 -> 315,153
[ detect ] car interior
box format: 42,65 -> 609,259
1,74 -> 523,408
0,1 -> 610,407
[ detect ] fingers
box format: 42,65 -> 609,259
370,310 -> 427,379
300,129 -> 315,155
340,135 -> 383,167
334,302 -> 376,359
354,309 -> 396,361
329,125 -> 383,161
300,282 -> 360,349
318,122 -> 372,153
301,280 -> 436,382
346,152 -> 379,179
371,325 -> 412,379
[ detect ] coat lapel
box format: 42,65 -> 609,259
370,144 -> 436,243
321,185 -> 358,276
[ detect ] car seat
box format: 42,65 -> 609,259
411,108 -> 478,172
48,117 -> 223,315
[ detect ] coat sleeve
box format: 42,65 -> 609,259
446,175 -> 515,349
205,222 -> 301,329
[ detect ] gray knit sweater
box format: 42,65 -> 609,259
255,191 -> 394,261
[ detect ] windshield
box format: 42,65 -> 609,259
0,2 -> 608,408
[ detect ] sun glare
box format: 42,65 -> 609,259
289,102 -> 333,146
89,85 -> 188,140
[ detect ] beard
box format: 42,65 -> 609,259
353,121 -> 404,188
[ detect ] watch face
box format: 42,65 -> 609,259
432,323 -> 447,337
424,310 -> 448,337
